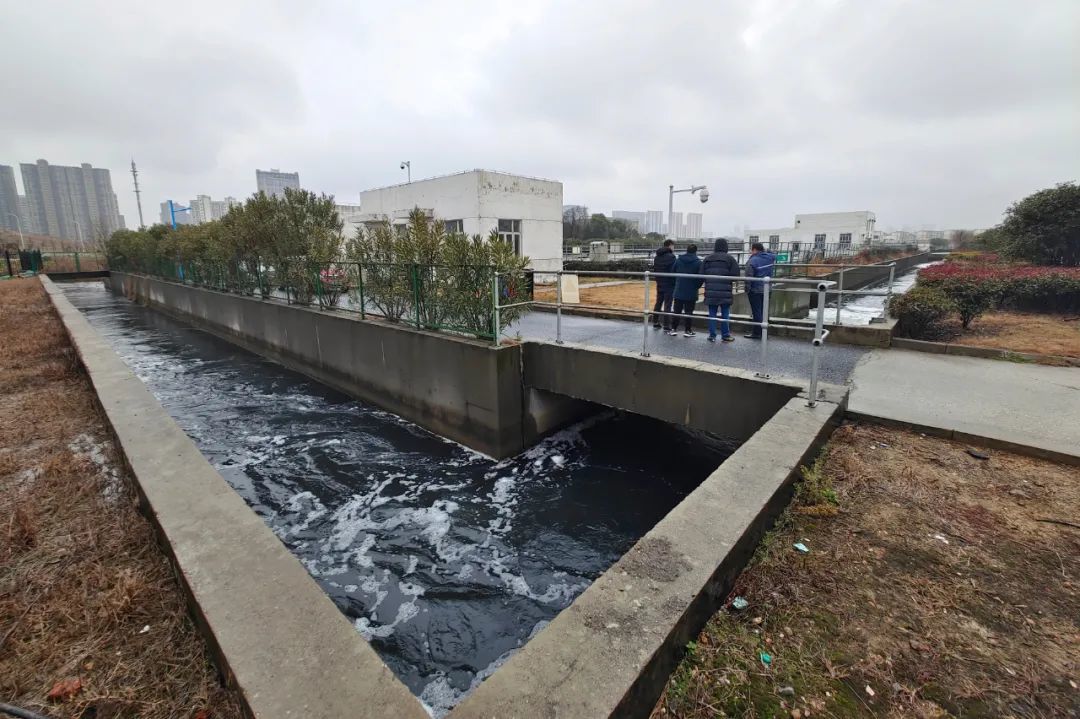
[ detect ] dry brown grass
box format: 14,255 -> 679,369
951,311 -> 1080,358
535,281 -> 678,310
653,423 -> 1080,719
0,278 -> 244,719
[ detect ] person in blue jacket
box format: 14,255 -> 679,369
670,244 -> 703,337
701,238 -> 740,343
744,242 -> 776,339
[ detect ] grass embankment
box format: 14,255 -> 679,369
0,278 -> 244,718
652,423 -> 1079,718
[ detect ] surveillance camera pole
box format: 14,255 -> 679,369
668,184 -> 708,241
401,161 -> 411,183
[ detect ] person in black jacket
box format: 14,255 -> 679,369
650,240 -> 677,330
701,238 -> 740,342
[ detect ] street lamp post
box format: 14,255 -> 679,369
400,161 -> 411,183
668,184 -> 709,241
5,212 -> 24,250
73,220 -> 84,246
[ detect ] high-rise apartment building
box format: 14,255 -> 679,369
159,200 -> 193,227
611,210 -> 647,232
670,211 -> 684,239
0,165 -> 20,233
645,210 -> 664,234
256,168 -> 300,198
685,212 -> 703,240
18,160 -> 124,242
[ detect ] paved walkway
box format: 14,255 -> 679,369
506,312 -> 867,386
849,349 -> 1080,462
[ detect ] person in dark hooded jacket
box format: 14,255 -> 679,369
650,239 -> 677,330
701,238 -> 740,342
669,245 -> 703,336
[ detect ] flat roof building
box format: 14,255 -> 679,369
256,168 -> 300,198
357,169 -> 563,271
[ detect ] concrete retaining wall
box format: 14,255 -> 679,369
523,341 -> 803,441
450,395 -> 844,718
42,276 -> 428,719
110,272 -> 529,458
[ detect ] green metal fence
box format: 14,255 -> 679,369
111,256 -> 534,342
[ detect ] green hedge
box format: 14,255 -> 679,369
889,285 -> 955,339
563,258 -> 650,272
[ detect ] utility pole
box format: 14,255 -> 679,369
131,159 -> 145,229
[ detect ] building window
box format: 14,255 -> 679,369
792,242 -> 801,252
839,232 -> 852,249
748,235 -> 759,243
498,219 -> 522,255
769,234 -> 779,243
444,219 -> 463,234
814,234 -> 826,249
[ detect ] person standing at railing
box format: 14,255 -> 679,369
702,238 -> 740,343
669,244 -> 703,337
744,242 -> 776,339
650,239 -> 677,331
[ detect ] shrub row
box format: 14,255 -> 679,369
890,259 -> 1080,339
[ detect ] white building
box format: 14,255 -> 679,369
356,169 -> 564,271
745,211 -> 877,252
684,212 -> 703,240
645,210 -> 664,234
612,210 -> 646,232
256,168 -> 300,198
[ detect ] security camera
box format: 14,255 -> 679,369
699,188 -> 710,203
400,162 -> 407,170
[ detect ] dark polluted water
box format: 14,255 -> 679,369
62,281 -> 736,715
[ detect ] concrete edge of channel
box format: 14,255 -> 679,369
845,409 -> 1080,467
40,276 -> 429,719
449,394 -> 845,719
890,337 -> 1080,367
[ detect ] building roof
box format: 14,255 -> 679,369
359,168 -> 561,194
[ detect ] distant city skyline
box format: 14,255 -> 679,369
0,159 -> 124,242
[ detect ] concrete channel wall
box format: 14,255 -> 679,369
42,276 -> 429,719
523,341 -> 803,442
94,272 -> 853,718
450,395 -> 845,719
110,272 -> 530,458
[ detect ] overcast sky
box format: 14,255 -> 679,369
1,0 -> 1076,234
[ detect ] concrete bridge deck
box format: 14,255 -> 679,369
506,311 -> 866,385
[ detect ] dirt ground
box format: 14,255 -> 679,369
535,280 -> 696,310
952,311 -> 1080,359
652,423 -> 1080,719
0,278 -> 244,718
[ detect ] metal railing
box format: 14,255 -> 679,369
497,269 -> 837,405
112,256 -> 534,342
772,261 -> 898,324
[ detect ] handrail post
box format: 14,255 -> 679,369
491,271 -> 501,347
835,266 -> 844,325
756,275 -> 770,378
809,282 -> 827,406
357,262 -> 366,319
884,262 -> 896,320
555,271 -> 563,344
641,270 -> 651,357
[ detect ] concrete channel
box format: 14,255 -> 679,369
46,273 -> 848,718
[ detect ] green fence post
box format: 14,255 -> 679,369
75,252 -> 81,273
357,262 -> 366,319
412,264 -> 421,328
